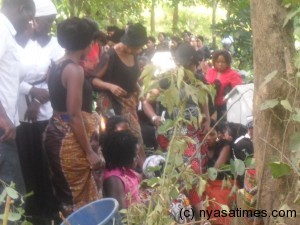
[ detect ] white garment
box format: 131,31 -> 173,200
18,37 -> 64,122
0,13 -> 20,125
34,0 -> 57,17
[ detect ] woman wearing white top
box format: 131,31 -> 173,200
15,0 -> 64,223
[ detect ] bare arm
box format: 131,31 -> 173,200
200,101 -> 210,133
103,177 -> 127,209
142,89 -> 162,126
214,144 -> 231,169
62,64 -> 101,170
0,102 -> 15,141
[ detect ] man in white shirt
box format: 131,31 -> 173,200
0,0 -> 35,201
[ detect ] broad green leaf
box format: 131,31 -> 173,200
146,177 -> 160,187
291,113 -> 300,123
260,99 -> 279,111
233,159 -> 246,176
207,167 -> 218,181
268,162 -> 292,178
245,156 -> 255,168
174,154 -> 183,166
156,203 -> 163,213
21,220 -> 33,225
197,177 -> 207,196
157,119 -> 174,135
281,99 -> 293,112
0,189 -> 6,205
5,187 -> 19,200
259,70 -> 278,90
283,8 -> 300,27
177,67 -> 184,89
170,186 -> 179,199
0,212 -> 22,222
289,132 -> 300,152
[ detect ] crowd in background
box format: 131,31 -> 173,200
0,0 -> 257,225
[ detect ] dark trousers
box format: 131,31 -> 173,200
0,129 -> 25,224
16,121 -> 59,224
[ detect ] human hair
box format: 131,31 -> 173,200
84,18 -> 100,40
102,130 -> 138,170
171,36 -> 182,45
106,116 -> 129,135
57,17 -> 95,51
148,36 -> 156,44
2,0 -> 35,10
106,25 -> 119,33
212,49 -> 232,67
197,35 -> 204,42
224,122 -> 247,142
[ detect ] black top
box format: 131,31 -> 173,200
102,48 -> 140,93
207,139 -> 233,180
48,59 -> 93,113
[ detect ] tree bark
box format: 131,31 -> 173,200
251,0 -> 300,224
151,0 -> 156,34
211,0 -> 219,50
172,0 -> 179,34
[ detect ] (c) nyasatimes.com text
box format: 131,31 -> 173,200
179,208 -> 297,221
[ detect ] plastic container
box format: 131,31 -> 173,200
60,198 -> 120,225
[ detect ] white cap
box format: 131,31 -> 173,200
34,0 -> 57,17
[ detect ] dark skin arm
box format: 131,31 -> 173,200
103,176 -> 127,209
214,144 -> 231,169
142,89 -> 162,127
62,64 -> 102,170
91,52 -> 127,97
0,102 -> 15,141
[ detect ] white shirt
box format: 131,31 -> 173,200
18,37 -> 64,122
0,13 -> 20,125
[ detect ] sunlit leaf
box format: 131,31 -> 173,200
268,162 -> 292,178
207,167 -> 218,181
260,99 -> 279,111
259,70 -> 278,90
233,159 -> 246,176
5,187 -> 19,200
281,99 -> 293,112
157,119 -> 174,134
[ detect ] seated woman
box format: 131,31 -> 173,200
102,130 -> 141,209
205,122 -> 245,225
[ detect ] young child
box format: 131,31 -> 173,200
102,130 -> 141,209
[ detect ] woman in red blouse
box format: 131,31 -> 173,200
205,50 -> 242,121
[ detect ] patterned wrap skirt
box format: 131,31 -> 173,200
44,111 -> 102,216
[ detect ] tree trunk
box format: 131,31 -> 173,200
211,0 -> 218,50
150,0 -> 155,34
172,1 -> 179,34
251,0 -> 300,224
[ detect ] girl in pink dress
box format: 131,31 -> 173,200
102,130 -> 141,209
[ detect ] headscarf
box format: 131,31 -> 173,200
34,0 -> 57,17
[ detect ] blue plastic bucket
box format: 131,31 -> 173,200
60,198 -> 120,225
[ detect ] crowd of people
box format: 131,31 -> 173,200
0,0 -> 256,224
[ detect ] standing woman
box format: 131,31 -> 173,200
205,50 -> 242,121
44,17 -> 104,217
16,0 -> 64,222
92,23 -> 147,168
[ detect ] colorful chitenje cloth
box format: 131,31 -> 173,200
157,125 -> 208,206
44,111 -> 102,216
97,90 -> 143,146
243,168 -> 264,225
